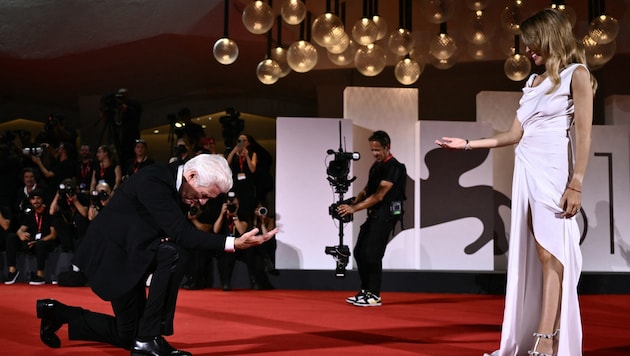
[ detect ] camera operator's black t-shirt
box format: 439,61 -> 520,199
366,157 -> 404,212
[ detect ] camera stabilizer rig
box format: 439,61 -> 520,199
325,121 -> 360,278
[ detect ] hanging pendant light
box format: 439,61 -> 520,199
352,0 -> 378,46
213,0 -> 239,65
588,15 -> 619,44
462,10 -> 493,45
583,0 -> 617,69
242,0 -> 274,35
419,0 -> 456,24
257,29 -> 282,84
551,2 -> 577,28
281,0 -> 307,25
394,0 -> 421,85
287,13 -> 319,73
500,0 -> 524,35
371,0 -> 388,41
354,43 -> 387,77
272,16 -> 292,77
387,0 -> 415,56
429,22 -> 457,61
504,35 -> 531,81
311,12 -> 345,48
328,2 -> 356,66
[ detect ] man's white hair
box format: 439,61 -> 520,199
183,154 -> 233,193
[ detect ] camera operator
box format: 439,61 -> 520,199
36,114 -> 78,148
337,131 -> 406,307
49,179 -> 89,253
4,189 -> 58,285
29,141 -> 77,192
88,181 -> 113,221
213,191 -> 248,291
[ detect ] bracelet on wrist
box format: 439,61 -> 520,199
567,186 -> 582,193
464,139 -> 472,151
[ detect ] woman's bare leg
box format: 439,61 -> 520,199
533,240 -> 563,354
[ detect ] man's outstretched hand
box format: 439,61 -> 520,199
235,227 -> 279,250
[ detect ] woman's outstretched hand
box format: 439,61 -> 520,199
435,137 -> 466,150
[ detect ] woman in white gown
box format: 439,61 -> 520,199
435,9 -> 597,356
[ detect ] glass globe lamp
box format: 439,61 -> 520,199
213,37 -> 239,65
462,10 -> 494,45
583,35 -> 616,68
354,43 -> 387,77
504,53 -> 532,81
419,0 -> 456,24
467,41 -> 491,61
287,40 -> 319,73
430,55 -> 457,70
271,46 -> 292,77
500,1 -> 524,35
328,39 -> 357,66
327,32 -> 350,54
387,28 -> 415,56
242,1 -> 274,35
311,13 -> 346,48
280,0 -> 306,25
551,3 -> 576,27
588,15 -> 619,45
466,0 -> 488,11
395,58 -> 423,85
256,58 -> 282,85
352,17 -> 379,46
429,33 -> 457,60
372,15 -> 388,41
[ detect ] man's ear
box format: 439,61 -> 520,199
183,170 -> 198,185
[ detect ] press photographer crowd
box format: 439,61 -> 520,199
0,97 -> 277,292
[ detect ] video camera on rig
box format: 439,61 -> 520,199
324,121 -> 360,278
324,244 -> 351,278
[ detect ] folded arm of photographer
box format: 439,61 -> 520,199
337,181 -> 394,217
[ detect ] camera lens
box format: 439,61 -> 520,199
258,207 -> 268,216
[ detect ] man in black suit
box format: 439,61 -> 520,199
35,154 -> 277,355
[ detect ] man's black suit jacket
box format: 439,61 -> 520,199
73,162 -> 228,301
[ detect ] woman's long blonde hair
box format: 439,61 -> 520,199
520,8 -> 598,95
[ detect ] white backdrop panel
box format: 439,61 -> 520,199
344,87 -> 419,269
418,121 -> 494,270
581,125 -> 630,271
275,117 -> 355,270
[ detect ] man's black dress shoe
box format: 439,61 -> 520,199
36,299 -> 63,348
131,336 -> 191,356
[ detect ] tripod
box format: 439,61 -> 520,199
96,110 -> 123,164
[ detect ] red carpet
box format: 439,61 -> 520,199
1,285 -> 628,355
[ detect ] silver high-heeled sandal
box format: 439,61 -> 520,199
527,329 -> 559,356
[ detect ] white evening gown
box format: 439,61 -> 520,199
486,63 -> 586,356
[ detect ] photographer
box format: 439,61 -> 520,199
226,134 -> 258,224
4,189 -> 58,285
88,181 -> 113,221
247,200 -> 277,289
337,131 -> 406,307
213,191 -> 248,291
49,179 -> 89,253
180,198 -> 219,290
29,141 -> 77,191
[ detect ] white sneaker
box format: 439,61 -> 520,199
352,291 -> 381,307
